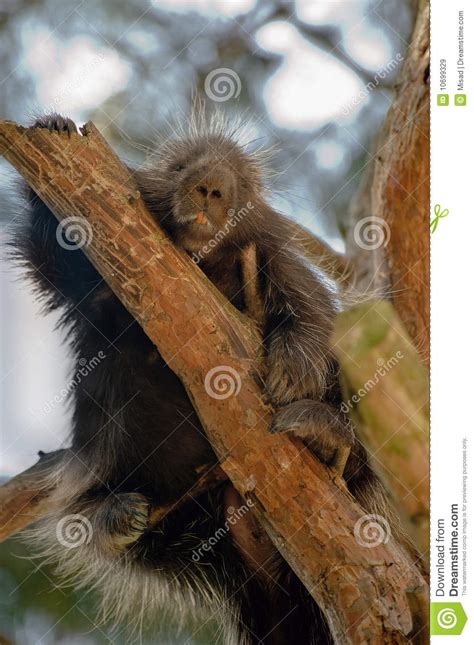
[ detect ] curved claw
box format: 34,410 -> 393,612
330,445 -> 352,476
33,114 -> 78,137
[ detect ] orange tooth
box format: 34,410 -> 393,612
195,211 -> 207,225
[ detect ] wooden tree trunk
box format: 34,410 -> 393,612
339,0 -> 430,570
347,0 -> 429,364
0,119 -> 427,643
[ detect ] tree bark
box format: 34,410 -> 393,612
347,0 -> 429,364
0,451 -> 62,541
332,301 -> 429,556
0,119 -> 427,643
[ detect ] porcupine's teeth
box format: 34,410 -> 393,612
195,211 -> 207,225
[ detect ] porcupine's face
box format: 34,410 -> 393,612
155,135 -> 262,255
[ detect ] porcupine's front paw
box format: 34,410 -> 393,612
264,336 -> 330,405
23,116 -> 78,206
269,399 -> 355,476
33,113 -> 78,136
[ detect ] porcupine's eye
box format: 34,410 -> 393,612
174,164 -> 184,172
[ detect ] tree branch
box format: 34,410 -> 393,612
0,450 -> 62,542
346,1 -> 429,364
340,0 -> 429,558
0,118 -> 427,642
267,7 -> 396,90
0,450 -> 227,540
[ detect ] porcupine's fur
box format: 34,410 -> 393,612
11,106 -> 420,644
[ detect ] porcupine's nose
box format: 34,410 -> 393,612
195,184 -> 222,199
195,185 -> 208,197
193,178 -> 225,225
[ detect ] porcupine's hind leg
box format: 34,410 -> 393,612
46,486 -> 151,558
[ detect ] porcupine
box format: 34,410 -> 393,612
11,109 -> 418,644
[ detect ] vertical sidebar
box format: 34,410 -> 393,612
431,1 -> 472,640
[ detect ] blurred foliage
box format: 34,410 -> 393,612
0,0 -> 414,243
0,0 -> 415,642
0,535 -> 224,643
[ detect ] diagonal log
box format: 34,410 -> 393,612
0,451 -> 63,541
0,119 -> 427,643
